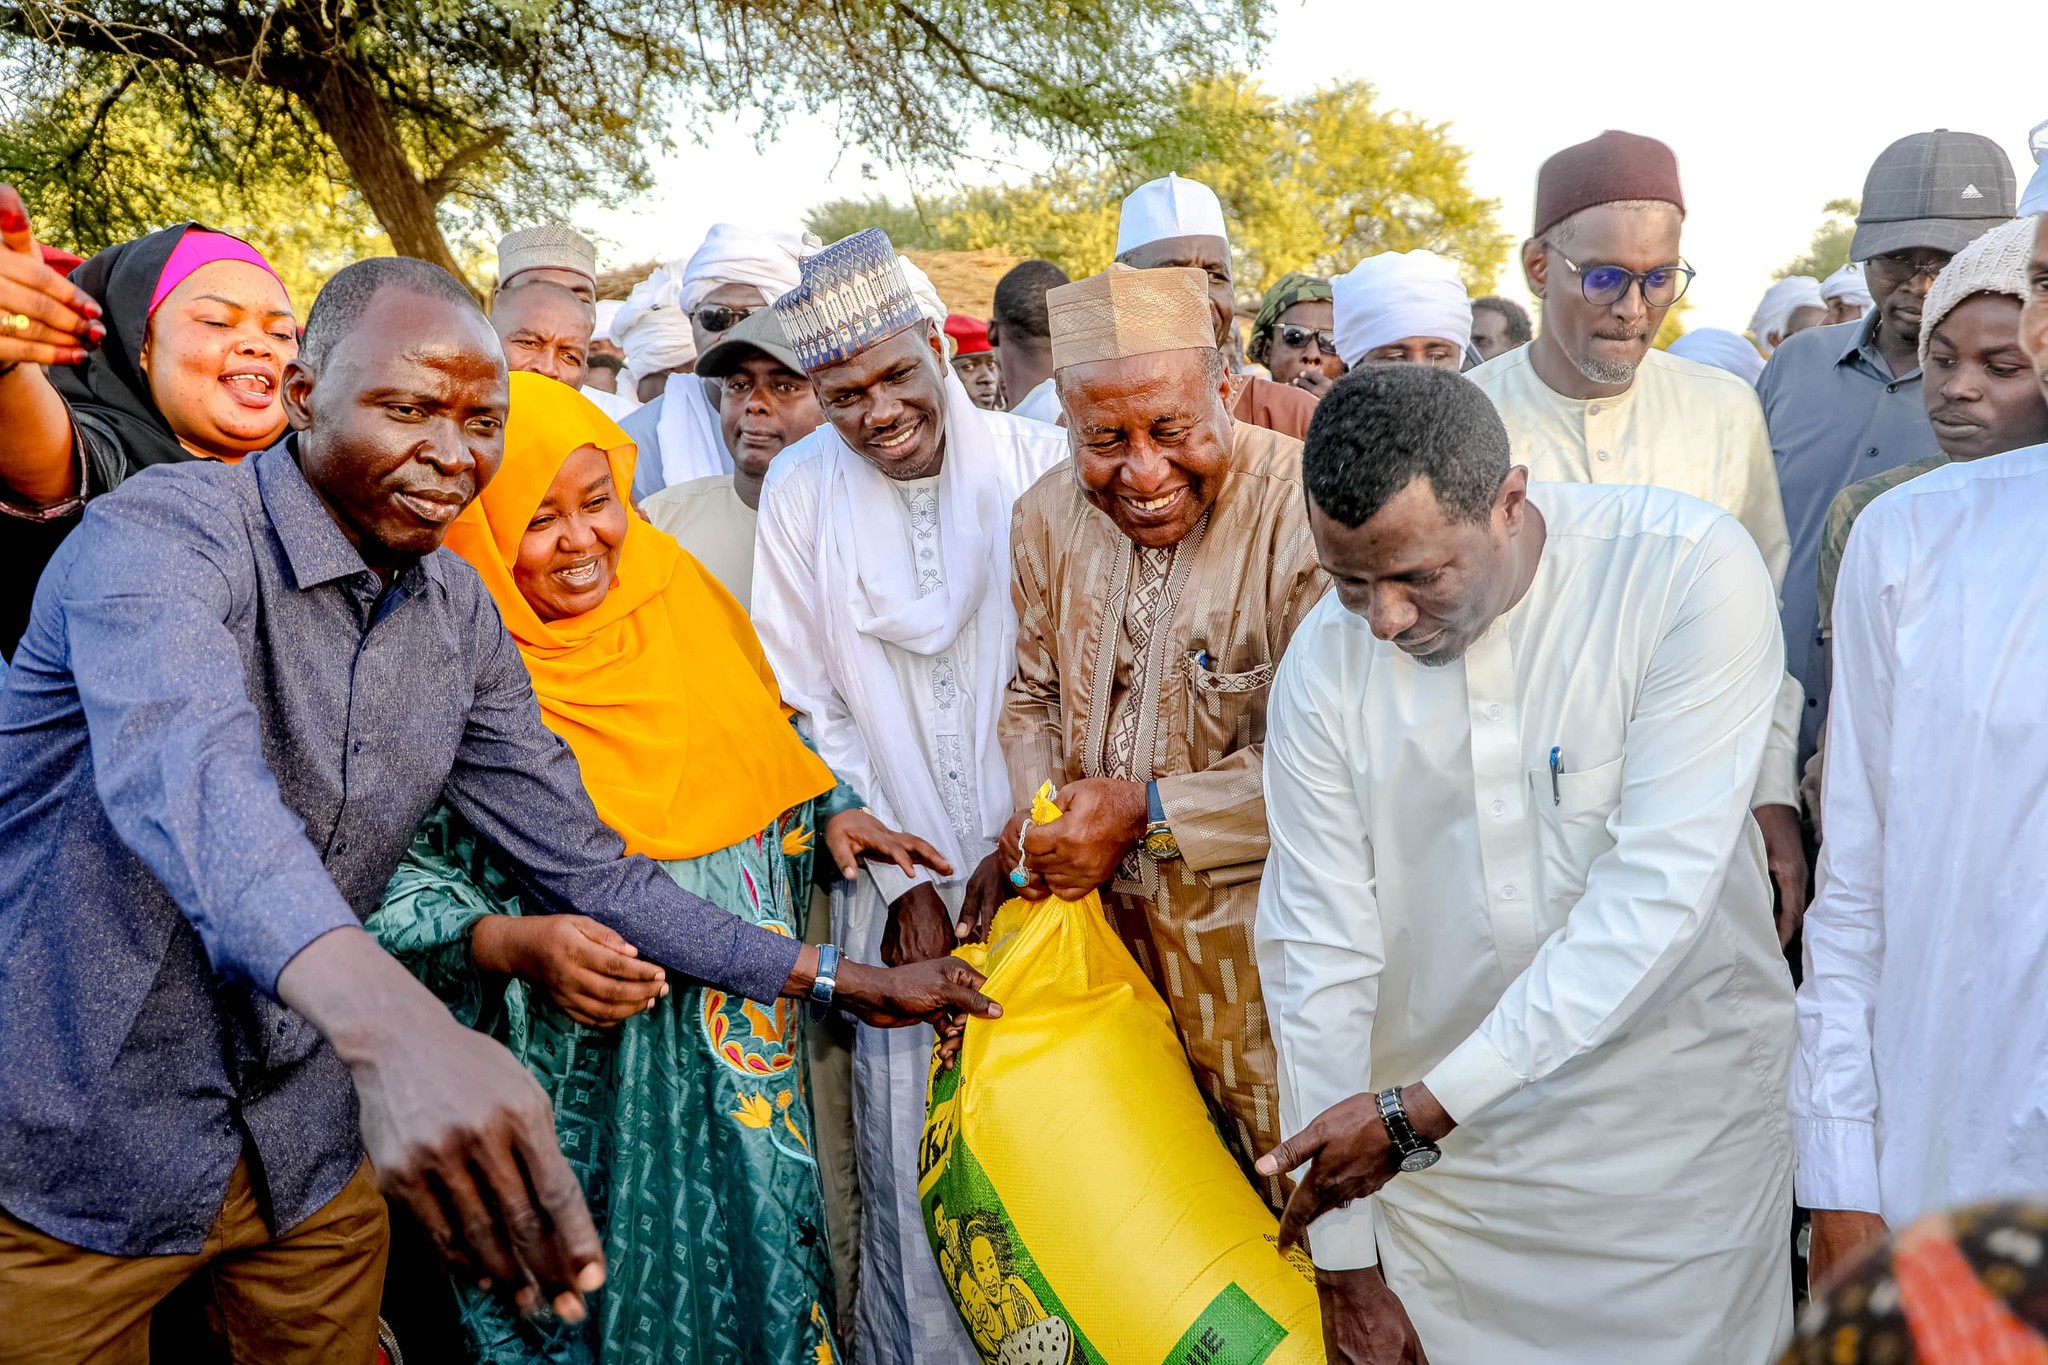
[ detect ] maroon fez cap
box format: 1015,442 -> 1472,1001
1532,130 -> 1685,238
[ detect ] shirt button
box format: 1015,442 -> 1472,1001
1486,704 -> 1503,721
1490,799 -> 1506,816
1501,884 -> 1518,900
351,740 -> 363,754
1596,449 -> 1611,462
1587,405 -> 1602,415
1866,446 -> 1879,457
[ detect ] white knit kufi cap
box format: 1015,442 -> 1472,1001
1748,276 -> 1825,356
1115,174 -> 1229,255
1330,250 -> 1473,365
771,228 -> 924,372
497,224 -> 597,288
1918,216 -> 2042,367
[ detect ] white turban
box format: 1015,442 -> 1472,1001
2021,158 -> 2048,216
1748,275 -> 1826,355
1667,328 -> 1766,385
1330,250 -> 1473,365
1820,263 -> 1873,309
591,298 -> 623,342
1115,174 -> 1229,255
610,266 -> 697,385
678,224 -> 806,313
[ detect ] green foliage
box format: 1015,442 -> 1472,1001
828,77 -> 1509,299
1651,295 -> 1692,351
0,0 -> 1271,282
1778,198 -> 1860,281
803,197 -> 942,252
0,64 -> 391,300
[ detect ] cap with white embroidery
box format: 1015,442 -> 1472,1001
1852,131 -> 2016,259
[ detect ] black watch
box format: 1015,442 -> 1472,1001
1376,1086 -> 1441,1173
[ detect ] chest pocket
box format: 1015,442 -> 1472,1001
1179,651 -> 1275,761
1525,755 -> 1625,929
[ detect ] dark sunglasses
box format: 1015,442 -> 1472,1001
692,302 -> 758,334
1553,251 -> 1695,308
1865,251 -> 1950,284
1277,324 -> 1337,352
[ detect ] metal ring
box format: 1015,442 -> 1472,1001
0,313 -> 29,334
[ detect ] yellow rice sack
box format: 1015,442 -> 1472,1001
917,787 -> 1322,1364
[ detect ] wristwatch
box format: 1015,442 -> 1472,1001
810,943 -> 841,1007
1140,780 -> 1182,861
1376,1086 -> 1441,1173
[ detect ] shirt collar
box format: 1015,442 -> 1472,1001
255,437 -> 443,593
1833,310 -> 1918,380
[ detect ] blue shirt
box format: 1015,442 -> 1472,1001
1757,314 -> 1939,766
0,441 -> 801,1255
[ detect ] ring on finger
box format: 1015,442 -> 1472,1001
0,313 -> 29,334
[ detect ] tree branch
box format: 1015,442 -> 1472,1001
421,126 -> 507,202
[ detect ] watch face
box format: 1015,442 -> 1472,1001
1398,1147 -> 1441,1174
1142,831 -> 1178,860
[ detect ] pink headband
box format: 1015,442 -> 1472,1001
148,228 -> 287,316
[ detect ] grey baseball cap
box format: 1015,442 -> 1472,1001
694,306 -> 805,379
1852,130 -> 2016,259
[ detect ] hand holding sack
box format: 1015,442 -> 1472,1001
918,784 -> 1322,1363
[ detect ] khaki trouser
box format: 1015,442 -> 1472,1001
0,1158 -> 388,1365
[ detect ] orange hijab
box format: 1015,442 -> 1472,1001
444,371 -> 832,859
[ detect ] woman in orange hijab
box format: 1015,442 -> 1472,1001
374,373 -> 945,1364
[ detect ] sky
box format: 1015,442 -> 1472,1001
577,0 -> 2045,334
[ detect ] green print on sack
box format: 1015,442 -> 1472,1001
921,1134 -> 1102,1365
1163,1283 -> 1288,1365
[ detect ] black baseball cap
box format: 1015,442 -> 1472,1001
1852,130 -> 2016,258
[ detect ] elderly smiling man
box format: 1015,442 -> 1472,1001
991,263 -> 1328,1206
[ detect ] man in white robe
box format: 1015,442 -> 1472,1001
751,229 -> 1066,1364
1467,127 -> 1809,944
1793,212 -> 2048,1289
1255,364 -> 1795,1364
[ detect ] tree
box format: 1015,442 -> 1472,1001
0,69 -> 391,304
1778,198 -> 1859,281
0,0 -> 1268,285
844,77 -> 1509,298
804,196 -> 941,253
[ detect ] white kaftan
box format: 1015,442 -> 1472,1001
1468,344 -> 1803,808
751,381 -> 1066,1365
1257,483 -> 1795,1364
1794,444 -> 2048,1228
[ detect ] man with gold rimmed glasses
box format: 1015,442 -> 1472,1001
1467,128 -> 1809,953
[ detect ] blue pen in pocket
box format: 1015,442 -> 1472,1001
1549,746 -> 1563,805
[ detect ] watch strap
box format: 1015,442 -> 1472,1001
1377,1086 -> 1424,1156
809,943 -> 841,1007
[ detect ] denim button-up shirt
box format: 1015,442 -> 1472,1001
1758,314 -> 1940,766
0,441 -> 801,1255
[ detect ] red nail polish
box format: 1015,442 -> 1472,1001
0,207 -> 26,234
64,349 -> 87,365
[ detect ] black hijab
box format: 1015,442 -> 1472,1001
46,221 -> 204,471
5,222 -> 277,659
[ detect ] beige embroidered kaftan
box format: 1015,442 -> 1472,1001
1000,420 -> 1327,1205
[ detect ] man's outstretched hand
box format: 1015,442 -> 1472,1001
278,927 -> 604,1321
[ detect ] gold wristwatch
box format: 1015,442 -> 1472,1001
1140,781 -> 1181,860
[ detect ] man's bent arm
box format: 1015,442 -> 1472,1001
1790,517 -> 1899,1215
1255,649 -> 1384,1270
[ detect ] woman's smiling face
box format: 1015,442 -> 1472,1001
513,442 -> 629,621
141,259 -> 297,460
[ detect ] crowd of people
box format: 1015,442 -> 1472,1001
0,118 -> 2044,1365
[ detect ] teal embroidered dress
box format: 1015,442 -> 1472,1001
372,777 -> 859,1365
